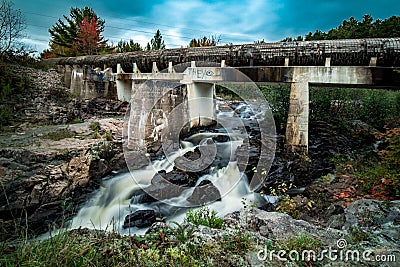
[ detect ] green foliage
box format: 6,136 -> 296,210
310,87 -> 400,130
276,197 -> 302,219
189,35 -> 220,47
40,128 -> 74,141
184,206 -> 224,229
356,128 -> 400,199
304,14 -> 400,40
221,229 -> 253,255
114,39 -> 142,53
89,121 -> 113,141
147,29 -> 165,50
260,85 -> 290,134
169,221 -> 195,242
0,63 -> 31,128
47,7 -> 107,57
348,226 -> 370,243
277,232 -> 321,253
0,104 -> 12,127
89,121 -> 100,131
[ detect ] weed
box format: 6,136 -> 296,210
40,128 -> 74,141
278,232 -> 321,254
169,221 -> 195,242
184,206 -> 224,229
348,227 -> 370,243
89,121 -> 100,132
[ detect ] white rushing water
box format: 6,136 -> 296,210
69,101 -> 263,235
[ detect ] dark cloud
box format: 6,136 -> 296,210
10,0 -> 400,53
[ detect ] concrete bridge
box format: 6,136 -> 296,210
46,38 -> 400,154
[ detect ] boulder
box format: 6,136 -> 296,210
187,180 -> 221,205
123,210 -> 157,228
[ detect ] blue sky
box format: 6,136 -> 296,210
12,0 -> 400,54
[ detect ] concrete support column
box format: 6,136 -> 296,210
284,58 -> 290,66
186,82 -> 215,127
64,65 -> 73,88
116,80 -> 132,101
285,81 -> 309,153
70,65 -> 83,96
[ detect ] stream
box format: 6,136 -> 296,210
69,101 -> 269,235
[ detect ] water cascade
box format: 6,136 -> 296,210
70,100 -> 266,234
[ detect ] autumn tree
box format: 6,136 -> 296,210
47,7 -> 107,57
73,16 -> 106,55
146,29 -> 165,50
0,0 -> 25,59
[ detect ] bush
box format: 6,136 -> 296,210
184,206 -> 224,229
310,87 -> 400,130
41,128 -> 74,141
356,127 -> 400,199
260,85 -> 290,134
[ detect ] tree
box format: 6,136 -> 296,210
73,16 -> 106,55
0,0 -> 25,59
189,35 -> 220,47
114,39 -> 142,53
303,14 -> 400,41
147,29 -> 165,50
48,7 -> 107,57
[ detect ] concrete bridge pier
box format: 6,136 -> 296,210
285,81 -> 309,154
116,63 -> 132,101
70,65 -> 83,95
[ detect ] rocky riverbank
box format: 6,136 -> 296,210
0,65 -> 128,238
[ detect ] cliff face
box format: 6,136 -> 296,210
0,65 -> 129,237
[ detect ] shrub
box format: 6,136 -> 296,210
184,206 -> 224,229
40,128 -> 74,141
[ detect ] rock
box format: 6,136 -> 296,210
130,189 -> 155,204
343,199 -> 400,229
224,208 -> 342,245
123,210 -> 157,228
187,180 -> 221,205
174,139 -> 216,173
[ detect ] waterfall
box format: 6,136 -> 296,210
70,100 -> 263,235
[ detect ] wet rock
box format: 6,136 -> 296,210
187,180 -> 221,205
143,170 -> 197,201
212,134 -> 230,143
130,189 -> 155,204
123,210 -> 157,228
174,139 -> 216,173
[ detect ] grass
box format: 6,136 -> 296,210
0,224 -> 255,266
40,128 -> 74,141
0,205 -> 256,267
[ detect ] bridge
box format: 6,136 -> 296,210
46,38 -> 400,156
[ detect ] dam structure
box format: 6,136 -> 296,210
46,38 -> 400,154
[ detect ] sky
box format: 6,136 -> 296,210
12,0 -> 400,54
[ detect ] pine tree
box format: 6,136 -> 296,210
149,30 -> 165,50
115,40 -> 142,53
48,7 -> 107,57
